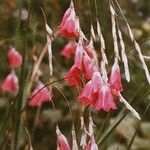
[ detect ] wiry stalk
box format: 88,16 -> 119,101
117,26 -> 130,82
114,0 -> 150,84
13,20 -> 28,150
110,3 -> 120,60
26,45 -> 48,96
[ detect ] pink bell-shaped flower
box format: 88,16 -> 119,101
78,80 -> 95,105
78,71 -> 103,105
109,61 -> 123,96
79,68 -> 116,112
1,71 -> 19,94
7,47 -> 22,68
56,125 -> 71,150
86,137 -> 98,150
65,42 -> 93,86
92,82 -> 117,112
29,82 -> 52,107
65,65 -> 82,86
65,43 -> 84,86
60,2 -> 79,39
60,41 -> 77,58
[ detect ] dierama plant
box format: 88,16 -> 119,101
0,0 -> 149,149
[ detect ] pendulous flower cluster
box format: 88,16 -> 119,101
59,1 -> 122,113
59,1 -> 140,119
56,1 -> 142,148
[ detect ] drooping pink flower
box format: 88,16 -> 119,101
7,47 -> 22,68
29,82 -> 52,107
92,82 -> 117,112
65,43 -> 84,86
78,69 -> 117,112
65,43 -> 93,86
78,71 -> 103,105
61,41 -> 77,58
65,65 -> 82,86
56,125 -> 71,150
60,15 -> 79,39
86,137 -> 98,150
109,61 -> 123,96
78,80 -> 94,105
1,71 -> 19,94
73,43 -> 93,80
60,2 -> 79,39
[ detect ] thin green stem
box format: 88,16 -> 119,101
97,110 -> 127,145
13,0 -> 29,147
13,31 -> 28,150
54,86 -> 73,121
